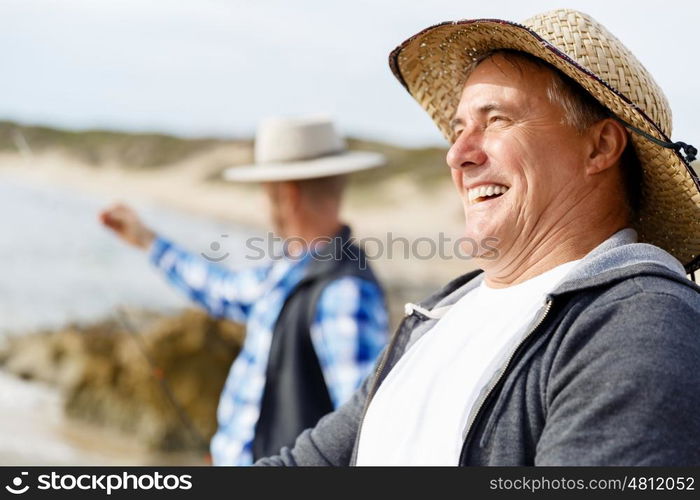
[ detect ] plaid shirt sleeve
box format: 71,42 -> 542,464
309,276 -> 389,408
149,235 -> 270,323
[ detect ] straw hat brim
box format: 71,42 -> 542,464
223,151 -> 385,182
389,18 -> 700,273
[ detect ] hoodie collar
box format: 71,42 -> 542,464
417,227 -> 690,315
551,227 -> 689,296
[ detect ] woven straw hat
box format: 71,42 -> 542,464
224,115 -> 385,182
389,8 -> 700,273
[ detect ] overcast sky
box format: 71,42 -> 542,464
1,0 -> 697,146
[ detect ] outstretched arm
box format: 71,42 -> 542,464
149,236 -> 270,322
99,202 -> 269,322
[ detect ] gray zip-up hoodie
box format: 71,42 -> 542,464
256,229 -> 700,466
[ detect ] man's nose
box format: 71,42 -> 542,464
446,128 -> 487,171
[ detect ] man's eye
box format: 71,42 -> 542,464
488,115 -> 507,125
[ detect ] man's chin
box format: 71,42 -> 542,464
460,227 -> 503,261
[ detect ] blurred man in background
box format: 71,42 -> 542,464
99,116 -> 389,465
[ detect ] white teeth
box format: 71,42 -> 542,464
467,184 -> 508,203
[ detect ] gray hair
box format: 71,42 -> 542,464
467,49 -> 641,216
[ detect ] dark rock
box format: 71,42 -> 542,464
2,309 -> 244,452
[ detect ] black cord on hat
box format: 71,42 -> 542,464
614,117 -> 697,163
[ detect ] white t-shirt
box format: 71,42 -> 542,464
355,260 -> 581,465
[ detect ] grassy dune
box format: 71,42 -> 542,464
0,121 -> 450,186
0,121 -> 239,169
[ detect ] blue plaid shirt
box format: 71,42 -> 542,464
149,235 -> 388,465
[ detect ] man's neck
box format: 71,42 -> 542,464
284,219 -> 344,258
480,220 -> 628,288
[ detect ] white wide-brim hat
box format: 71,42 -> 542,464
388,8 -> 700,273
223,115 -> 385,182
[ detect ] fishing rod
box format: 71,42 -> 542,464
113,305 -> 211,453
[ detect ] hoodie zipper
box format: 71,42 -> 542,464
457,296 -> 554,464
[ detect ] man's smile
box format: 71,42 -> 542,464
464,182 -> 510,205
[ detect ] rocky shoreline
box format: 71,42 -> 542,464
0,308 -> 244,454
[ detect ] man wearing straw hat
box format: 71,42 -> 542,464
99,116 -> 389,465
257,9 -> 700,466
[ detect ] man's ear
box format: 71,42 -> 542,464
585,118 -> 628,175
278,181 -> 302,213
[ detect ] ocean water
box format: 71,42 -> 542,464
0,174 -> 258,336
0,369 -> 208,465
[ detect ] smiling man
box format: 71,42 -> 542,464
256,9 -> 700,466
